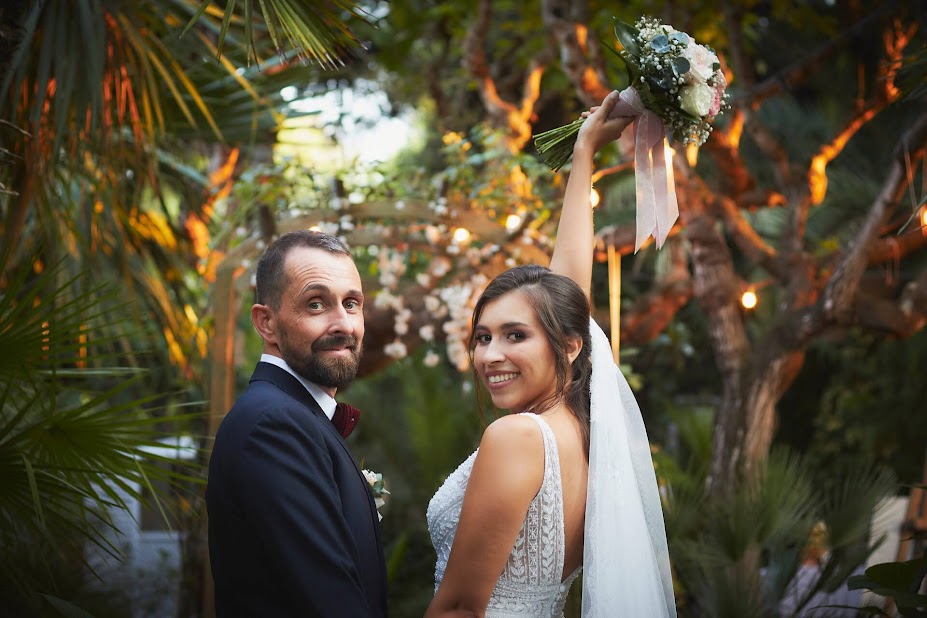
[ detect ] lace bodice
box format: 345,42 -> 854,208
426,414 -> 580,617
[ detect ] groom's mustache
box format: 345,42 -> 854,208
312,335 -> 360,353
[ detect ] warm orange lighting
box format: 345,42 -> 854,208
453,227 -> 471,244
921,207 -> 927,228
741,289 -> 758,310
590,188 -> 600,208
686,143 -> 699,167
308,225 -> 322,232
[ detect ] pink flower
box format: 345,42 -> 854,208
684,41 -> 719,84
709,70 -> 727,117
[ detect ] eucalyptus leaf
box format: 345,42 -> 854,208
672,57 -> 690,77
650,34 -> 671,54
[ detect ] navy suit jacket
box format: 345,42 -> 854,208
206,362 -> 387,617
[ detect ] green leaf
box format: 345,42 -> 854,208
40,594 -> 98,618
613,19 -> 641,59
859,557 -> 927,591
672,57 -> 690,77
807,604 -> 890,616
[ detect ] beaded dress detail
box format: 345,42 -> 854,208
426,414 -> 580,617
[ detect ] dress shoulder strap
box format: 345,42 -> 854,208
520,413 -> 561,490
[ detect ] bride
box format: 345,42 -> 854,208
425,91 -> 677,618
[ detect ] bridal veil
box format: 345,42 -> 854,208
582,317 -> 676,617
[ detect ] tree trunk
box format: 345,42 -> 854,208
684,209 -> 753,495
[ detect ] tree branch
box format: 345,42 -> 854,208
540,0 -> 611,107
464,0 -> 545,152
822,111 -> 927,324
713,194 -> 789,280
733,2 -> 896,106
868,227 -> 927,265
806,18 -> 915,206
722,0 -> 755,90
853,271 -> 927,337
705,110 -> 757,198
617,240 -> 692,345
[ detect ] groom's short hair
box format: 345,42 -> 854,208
255,230 -> 352,310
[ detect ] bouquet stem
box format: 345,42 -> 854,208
533,117 -> 585,172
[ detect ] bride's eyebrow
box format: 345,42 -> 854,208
474,321 -> 530,330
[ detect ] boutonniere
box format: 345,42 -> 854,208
362,469 -> 389,521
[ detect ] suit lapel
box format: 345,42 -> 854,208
249,363 -> 384,535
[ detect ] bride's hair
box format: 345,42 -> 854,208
469,265 -> 592,457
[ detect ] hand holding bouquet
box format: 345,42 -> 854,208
534,16 -> 729,251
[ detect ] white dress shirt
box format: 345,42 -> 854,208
260,354 -> 337,420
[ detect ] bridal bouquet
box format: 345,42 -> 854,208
534,17 -> 729,251
535,17 -> 728,171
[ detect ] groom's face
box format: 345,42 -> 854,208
269,247 -> 365,394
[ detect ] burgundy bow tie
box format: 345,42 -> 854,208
332,403 -> 361,439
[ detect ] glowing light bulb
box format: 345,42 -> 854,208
590,188 -> 600,208
453,227 -> 471,244
741,289 -> 758,310
308,225 -> 321,232
505,214 -> 523,231
921,207 -> 927,228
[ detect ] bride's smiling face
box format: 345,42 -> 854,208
471,290 -> 559,412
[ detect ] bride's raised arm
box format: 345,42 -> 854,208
548,90 -> 630,299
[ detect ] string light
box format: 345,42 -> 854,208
505,214 -> 523,231
741,289 -> 758,310
590,188 -> 600,208
308,225 -> 321,232
452,227 -> 471,244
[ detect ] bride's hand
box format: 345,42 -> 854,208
575,90 -> 632,156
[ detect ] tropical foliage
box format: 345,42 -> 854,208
658,408 -> 897,618
0,1 -> 365,614
0,250 -> 201,615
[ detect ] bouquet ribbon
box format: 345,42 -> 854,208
610,87 -> 679,252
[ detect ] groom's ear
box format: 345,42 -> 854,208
251,303 -> 278,345
565,336 -> 583,366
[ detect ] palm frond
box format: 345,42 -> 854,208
0,252 -> 204,604
184,0 -> 366,68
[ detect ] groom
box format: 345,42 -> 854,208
206,230 -> 387,617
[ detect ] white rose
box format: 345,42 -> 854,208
684,41 -> 718,83
680,82 -> 714,117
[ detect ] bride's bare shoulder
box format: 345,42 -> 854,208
475,414 -> 545,464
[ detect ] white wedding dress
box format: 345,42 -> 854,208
427,413 -> 580,617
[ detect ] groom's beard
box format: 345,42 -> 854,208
280,332 -> 362,390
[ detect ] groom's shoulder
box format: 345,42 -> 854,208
217,381 -> 315,442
